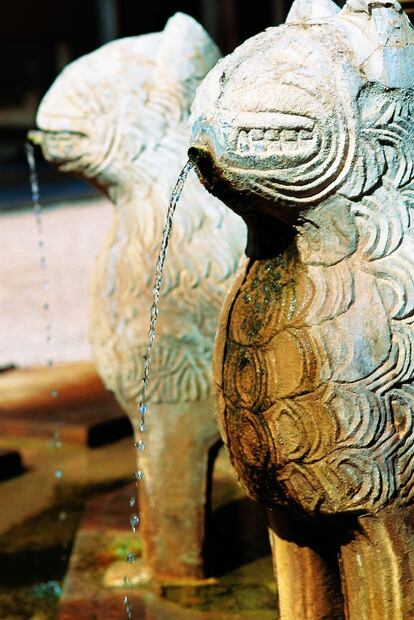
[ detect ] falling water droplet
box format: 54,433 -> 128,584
27,142 -> 65,576
126,551 -> 136,564
123,161 -> 192,602
54,429 -> 62,449
123,575 -> 131,587
134,470 -> 145,481
134,440 -> 145,452
130,514 -> 140,532
129,495 -> 136,508
124,595 -> 133,618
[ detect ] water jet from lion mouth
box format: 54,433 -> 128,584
138,159 -> 194,430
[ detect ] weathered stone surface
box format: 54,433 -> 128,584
190,0 -> 414,617
36,13 -> 246,580
0,433 -> 135,542
58,455 -> 275,620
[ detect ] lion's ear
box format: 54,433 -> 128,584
153,13 -> 221,110
340,0 -> 414,88
286,0 -> 339,23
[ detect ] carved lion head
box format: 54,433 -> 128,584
190,0 -> 414,219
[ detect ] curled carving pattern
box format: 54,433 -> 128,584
187,0 -> 414,516
225,407 -> 283,506
215,81 -> 414,513
217,26 -> 358,205
191,1 -> 414,614
221,177 -> 414,513
37,18 -> 247,408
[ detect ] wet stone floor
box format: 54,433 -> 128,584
0,435 -> 277,620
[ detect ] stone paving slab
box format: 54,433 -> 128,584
0,363 -> 131,446
0,405 -> 131,447
60,593 -> 277,620
58,465 -> 277,620
0,436 -> 136,539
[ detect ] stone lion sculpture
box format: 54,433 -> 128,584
190,0 -> 414,616
36,13 -> 246,581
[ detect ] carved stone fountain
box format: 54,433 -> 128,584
35,13 -> 246,582
190,0 -> 414,617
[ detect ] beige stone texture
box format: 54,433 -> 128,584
190,0 -> 414,617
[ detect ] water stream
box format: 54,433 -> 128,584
26,144 -> 193,619
137,159 -> 194,430
25,144 -> 53,355
123,160 -> 193,618
25,143 -> 62,451
25,142 -> 68,596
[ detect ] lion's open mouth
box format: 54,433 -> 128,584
31,129 -> 88,165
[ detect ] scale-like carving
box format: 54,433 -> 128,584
190,0 -> 414,617
35,14 -> 246,581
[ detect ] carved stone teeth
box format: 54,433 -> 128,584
300,129 -> 313,141
281,129 -> 299,151
254,142 -> 266,153
238,130 -> 250,152
265,129 -> 279,141
237,127 -> 314,154
250,129 -> 265,141
282,129 -> 298,142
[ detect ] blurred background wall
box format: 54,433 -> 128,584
0,0 -> 301,367
0,0 -> 296,201
2,0 -> 414,204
